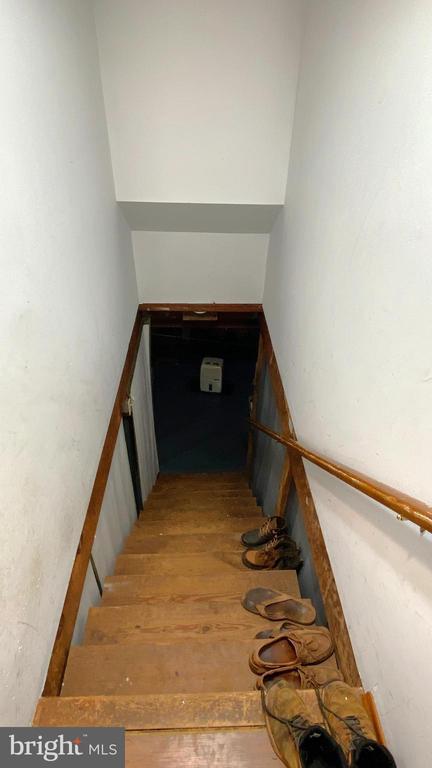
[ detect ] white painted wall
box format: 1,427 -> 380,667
133,231 -> 268,303
263,2 -> 432,765
131,325 -> 159,500
92,429 -> 137,589
0,1 -> 138,725
93,0 -> 303,205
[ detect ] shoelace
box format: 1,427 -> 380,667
263,534 -> 280,552
261,688 -> 312,739
315,691 -> 367,745
260,518 -> 275,537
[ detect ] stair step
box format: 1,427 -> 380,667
84,597 -> 306,644
34,691 -> 265,729
150,488 -> 253,497
101,571 -> 300,606
124,728 -> 276,768
114,552 -> 280,576
155,472 -> 247,483
62,640 -> 257,696
139,507 -> 264,523
132,516 -> 262,536
142,500 -> 258,513
123,532 -> 244,555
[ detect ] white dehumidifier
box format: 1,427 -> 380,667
200,357 -> 223,393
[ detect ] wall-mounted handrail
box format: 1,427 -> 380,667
249,418 -> 432,534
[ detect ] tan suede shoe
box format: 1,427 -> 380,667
257,664 -> 345,691
262,679 -> 348,768
250,626 -> 333,674
319,681 -> 396,766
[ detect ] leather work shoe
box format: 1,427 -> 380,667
250,626 -> 333,674
241,516 -> 287,547
262,679 -> 348,767
257,664 -> 344,691
242,533 -> 302,570
319,682 -> 397,767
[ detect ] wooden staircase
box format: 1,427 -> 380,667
34,472 -> 350,766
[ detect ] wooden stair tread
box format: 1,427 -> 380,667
34,689 -> 333,730
150,488 -> 254,497
156,472 -> 247,484
142,501 -> 259,512
62,640 -> 258,696
123,532 -> 245,554
133,516 -> 263,536
124,728 -> 278,768
34,691 -> 265,729
114,552 -> 294,576
102,571 -> 300,605
84,598 -> 306,644
138,507 -> 264,522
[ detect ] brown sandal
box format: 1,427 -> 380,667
242,588 -> 316,624
249,626 -> 333,674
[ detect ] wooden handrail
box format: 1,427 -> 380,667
249,418 -> 432,534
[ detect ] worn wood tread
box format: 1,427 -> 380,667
138,507 -> 264,523
133,516 -> 263,536
34,689 -> 336,730
34,691 -> 266,729
124,728 -> 277,768
62,640 -> 258,696
114,551 -> 280,576
83,598 -> 308,644
149,488 -> 254,497
101,571 -> 300,606
142,500 -> 259,513
123,532 -> 245,555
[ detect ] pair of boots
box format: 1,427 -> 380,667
263,678 -> 396,767
241,515 -> 302,569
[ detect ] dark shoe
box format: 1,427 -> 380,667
242,587 -> 315,623
262,679 -> 348,767
242,533 -> 302,570
353,740 -> 397,767
320,682 -> 397,766
241,516 -> 287,547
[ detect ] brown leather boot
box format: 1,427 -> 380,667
319,682 -> 397,767
241,516 -> 287,547
242,533 -> 302,570
262,679 -> 348,768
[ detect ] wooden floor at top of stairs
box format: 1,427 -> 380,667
101,570 -> 300,605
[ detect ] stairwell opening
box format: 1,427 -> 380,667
148,309 -> 260,474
